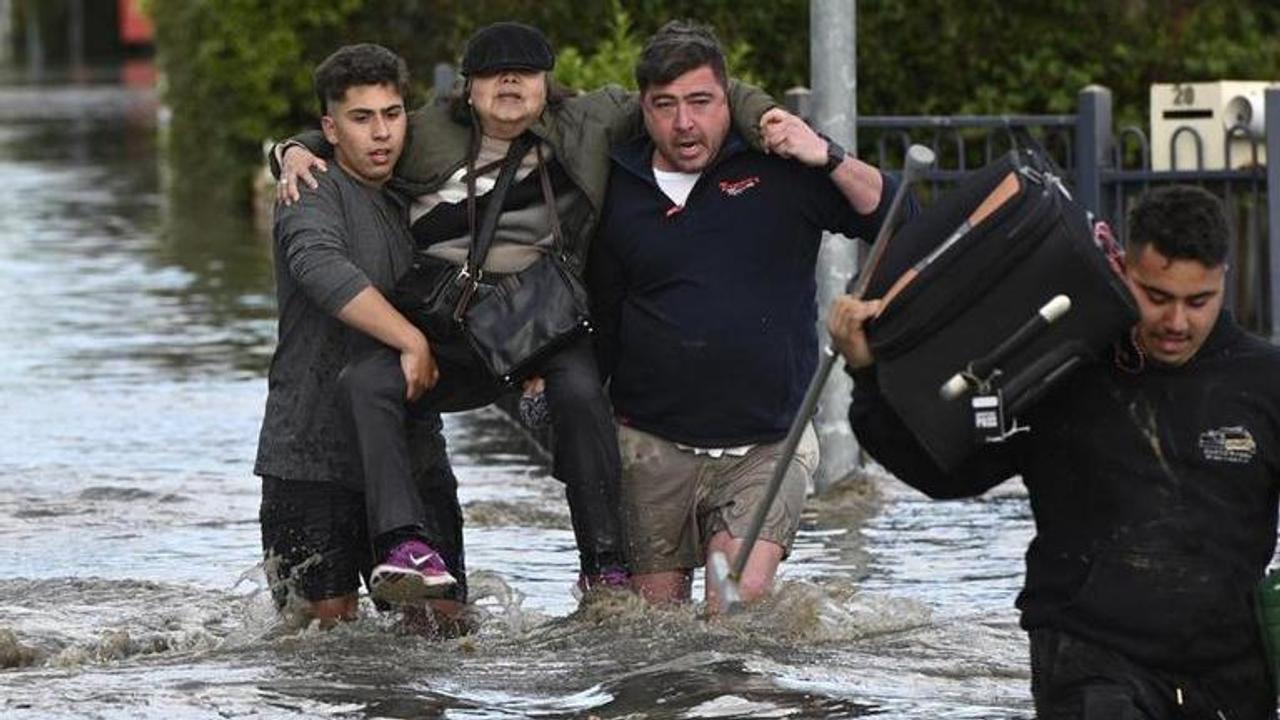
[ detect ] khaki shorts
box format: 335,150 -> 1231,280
617,423 -> 819,574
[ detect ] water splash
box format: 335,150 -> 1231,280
467,569 -> 552,637
716,582 -> 934,645
0,628 -> 40,668
683,694 -> 797,718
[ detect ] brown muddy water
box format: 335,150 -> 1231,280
0,74 -> 1035,718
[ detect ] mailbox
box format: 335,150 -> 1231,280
1150,81 -> 1274,170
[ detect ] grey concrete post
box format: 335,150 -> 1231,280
809,0 -> 858,494
22,0 -> 42,81
432,62 -> 456,104
1266,88 -> 1280,342
1074,85 -> 1112,218
68,0 -> 83,74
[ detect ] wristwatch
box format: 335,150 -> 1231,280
823,137 -> 847,174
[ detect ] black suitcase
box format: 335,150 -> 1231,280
862,150 -> 1139,473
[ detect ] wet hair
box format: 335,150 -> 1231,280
1127,185 -> 1229,267
635,20 -> 728,95
313,43 -> 410,115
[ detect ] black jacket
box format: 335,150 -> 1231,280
850,313 -> 1280,672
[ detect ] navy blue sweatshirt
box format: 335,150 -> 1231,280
589,130 -> 898,447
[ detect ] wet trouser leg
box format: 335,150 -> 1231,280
539,335 -> 627,576
338,345 -> 425,540
1031,629 -> 1162,720
1030,628 -> 1277,720
337,344 -> 497,541
337,343 -> 498,602
404,415 -> 467,602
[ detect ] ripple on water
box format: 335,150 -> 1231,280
10,507 -> 90,519
77,486 -> 189,503
464,499 -> 570,529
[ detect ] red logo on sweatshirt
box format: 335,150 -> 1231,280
719,176 -> 761,197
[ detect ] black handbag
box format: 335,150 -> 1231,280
462,142 -> 592,383
389,252 -> 477,369
391,134 -> 591,384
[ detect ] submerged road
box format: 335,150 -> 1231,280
0,73 -> 1036,718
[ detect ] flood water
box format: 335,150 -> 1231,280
0,74 -> 1036,718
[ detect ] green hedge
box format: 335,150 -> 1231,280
146,0 -> 366,197
145,0 -> 1280,199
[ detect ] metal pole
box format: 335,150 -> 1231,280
809,0 -> 857,494
432,62 -> 456,105
68,0 -> 83,75
22,0 -> 42,81
1265,87 -> 1280,342
1074,84 -> 1112,218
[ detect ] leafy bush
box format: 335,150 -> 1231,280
145,0 -> 364,198
554,1 -> 760,92
142,0 -> 1280,200
554,1 -> 643,91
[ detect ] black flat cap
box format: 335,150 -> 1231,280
461,22 -> 555,76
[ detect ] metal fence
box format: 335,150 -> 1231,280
788,85 -> 1280,341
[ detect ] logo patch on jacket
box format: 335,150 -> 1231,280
719,176 -> 760,197
1198,426 -> 1257,464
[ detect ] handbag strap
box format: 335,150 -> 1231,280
464,132 -> 537,279
534,143 -> 566,257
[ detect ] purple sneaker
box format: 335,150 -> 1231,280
576,566 -> 631,597
369,539 -> 456,605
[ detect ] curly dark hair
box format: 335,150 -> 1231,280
313,43 -> 410,115
1127,184 -> 1229,267
635,20 -> 727,95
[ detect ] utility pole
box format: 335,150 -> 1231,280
433,62 -> 456,104
22,0 -> 41,81
809,0 -> 858,494
68,0 -> 84,75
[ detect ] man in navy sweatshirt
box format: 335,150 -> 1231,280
589,20 -> 901,610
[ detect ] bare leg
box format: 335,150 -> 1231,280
703,532 -> 785,612
308,594 -> 359,628
631,569 -> 692,605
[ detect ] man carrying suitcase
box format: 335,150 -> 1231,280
832,185 -> 1280,719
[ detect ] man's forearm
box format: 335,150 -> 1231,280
336,286 -> 427,354
758,112 -> 883,214
831,156 -> 884,215
268,129 -> 332,178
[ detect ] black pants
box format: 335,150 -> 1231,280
337,334 -> 626,576
260,469 -> 466,605
1030,628 -> 1277,719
